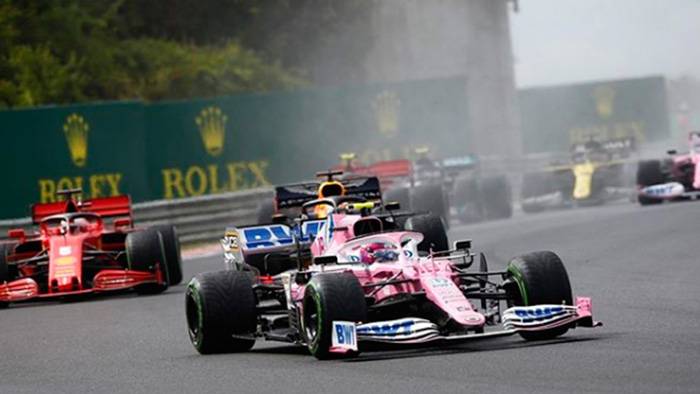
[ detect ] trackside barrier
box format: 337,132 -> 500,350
0,188 -> 273,244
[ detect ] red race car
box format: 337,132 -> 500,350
0,189 -> 182,308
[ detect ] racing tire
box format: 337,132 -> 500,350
411,184 -> 449,227
404,214 -> 449,254
186,271 -> 257,354
452,177 -> 483,222
126,230 -> 169,294
0,243 -> 14,309
506,251 -> 573,341
383,187 -> 411,212
256,200 -> 276,224
302,272 -> 367,360
520,172 -> 552,213
478,176 -> 512,220
152,225 -> 183,285
636,160 -> 665,206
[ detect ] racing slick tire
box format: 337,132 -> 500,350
152,225 -> 183,285
636,160 -> 665,206
186,271 -> 257,354
404,214 -> 449,254
126,230 -> 169,294
411,184 -> 449,227
506,251 -> 573,341
302,272 -> 367,360
0,243 -> 15,309
478,175 -> 512,220
256,200 -> 276,224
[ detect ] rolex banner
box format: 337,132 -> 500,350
519,76 -> 671,153
0,76 -> 470,219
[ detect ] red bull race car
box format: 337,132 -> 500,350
0,189 -> 182,307
637,131 -> 700,204
185,192 -> 600,359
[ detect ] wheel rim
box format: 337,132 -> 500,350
185,290 -> 202,346
303,292 -> 320,343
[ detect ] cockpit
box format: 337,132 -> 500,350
336,234 -> 421,264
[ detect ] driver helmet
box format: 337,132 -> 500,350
359,242 -> 399,264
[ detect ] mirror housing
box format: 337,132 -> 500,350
667,149 -> 678,155
384,201 -> 401,211
8,228 -> 25,240
454,239 -> 472,251
313,255 -> 338,266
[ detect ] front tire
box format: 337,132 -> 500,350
506,251 -> 573,340
186,271 -> 257,354
152,225 -> 183,285
636,160 -> 665,205
126,230 -> 169,294
0,243 -> 15,309
302,273 -> 366,360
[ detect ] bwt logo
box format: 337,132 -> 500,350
514,306 -> 564,319
241,221 -> 325,249
358,320 -> 415,336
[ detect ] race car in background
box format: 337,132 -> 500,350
0,189 -> 182,307
520,138 -> 637,212
337,149 -> 513,226
636,131 -> 700,205
185,192 -> 600,359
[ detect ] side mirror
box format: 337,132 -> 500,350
385,201 -> 401,211
313,255 -> 338,266
272,213 -> 288,224
667,149 -> 678,155
8,228 -> 25,240
454,239 -> 472,251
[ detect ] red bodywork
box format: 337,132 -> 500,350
0,195 -> 165,304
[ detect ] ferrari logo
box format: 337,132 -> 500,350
63,114 -> 89,167
196,106 -> 227,157
373,91 -> 400,138
593,85 -> 615,120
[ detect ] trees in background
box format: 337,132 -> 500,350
0,0 -> 374,108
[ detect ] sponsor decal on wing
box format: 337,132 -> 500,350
356,318 -> 440,343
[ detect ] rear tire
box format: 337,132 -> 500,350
404,214 -> 449,253
256,200 -> 276,224
383,187 -> 411,212
126,230 -> 169,294
506,251 -> 573,340
478,176 -> 512,220
636,160 -> 665,205
186,271 -> 257,354
302,272 -> 366,360
152,225 -> 183,285
411,184 -> 449,227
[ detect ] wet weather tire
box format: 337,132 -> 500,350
126,230 -> 168,294
404,214 -> 448,253
411,184 -> 448,226
186,271 -> 257,354
302,272 -> 366,360
506,251 -> 573,340
478,176 -> 512,219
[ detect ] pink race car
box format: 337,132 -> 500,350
637,131 -> 700,204
185,198 -> 600,359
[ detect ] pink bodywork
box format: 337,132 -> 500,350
295,213 -> 485,328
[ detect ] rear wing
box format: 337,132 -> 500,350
276,177 -> 382,209
31,195 -> 132,224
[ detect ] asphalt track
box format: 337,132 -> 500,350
2,201 -> 699,394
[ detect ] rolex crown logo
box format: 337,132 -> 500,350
63,113 -> 89,167
196,106 -> 227,157
593,85 -> 616,120
373,91 -> 401,138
